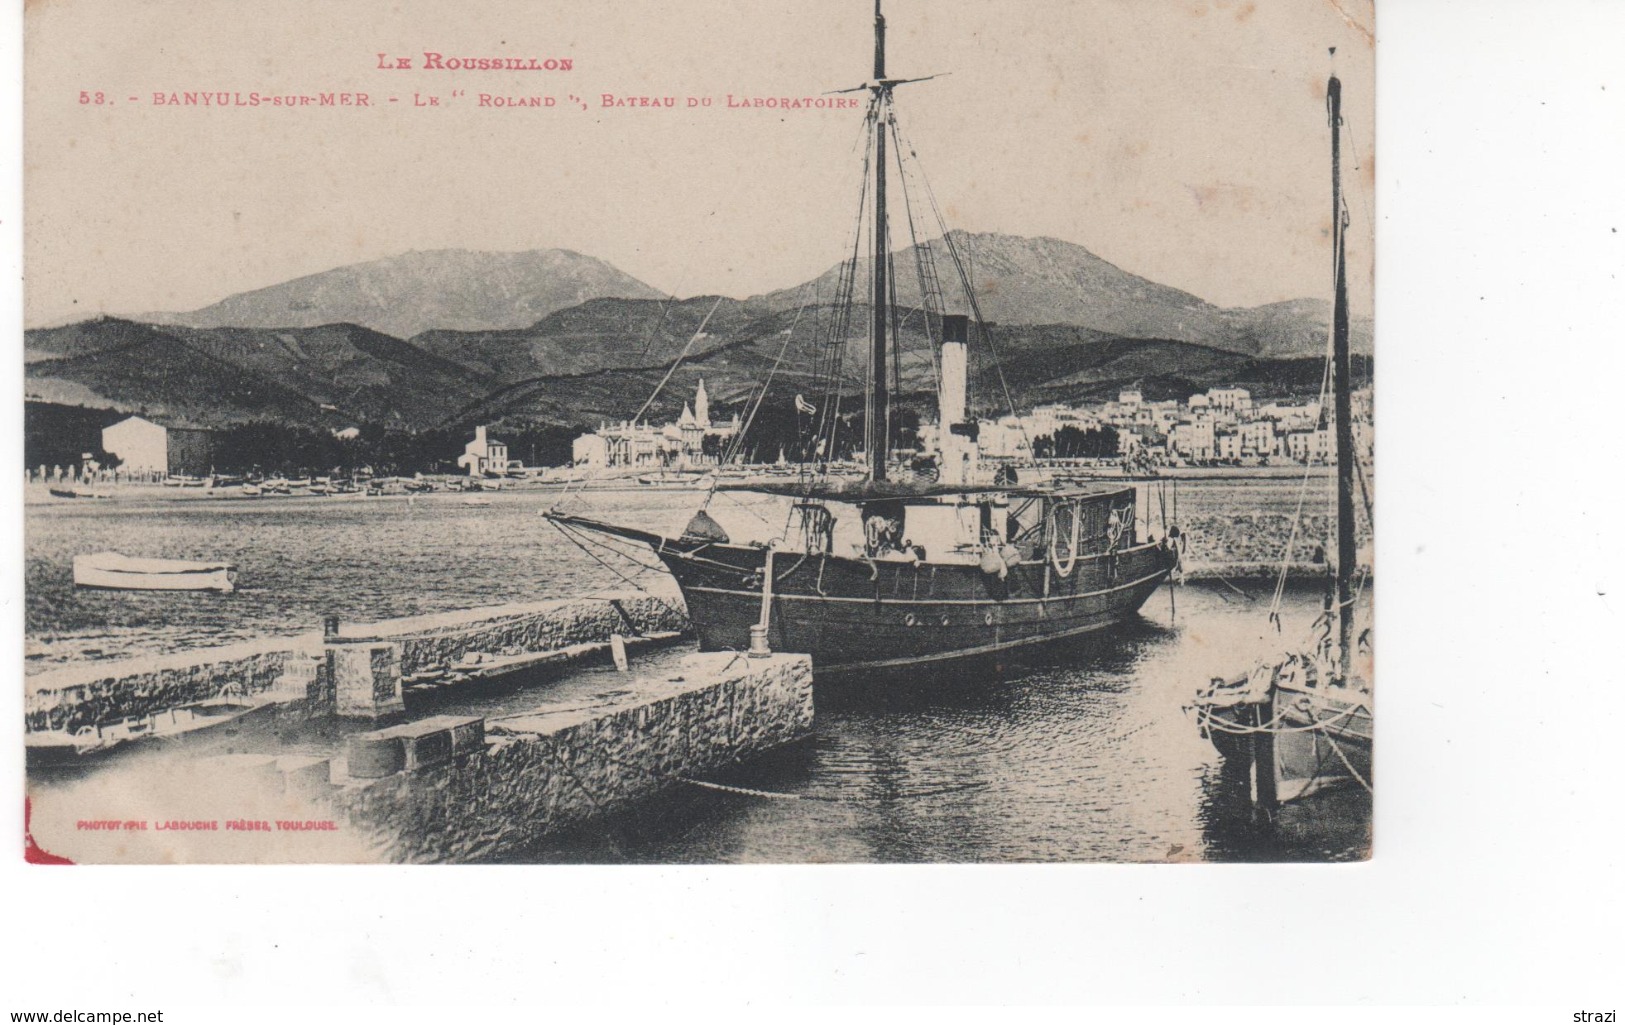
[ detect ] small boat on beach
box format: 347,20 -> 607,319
636,470 -> 710,488
26,687 -> 273,768
72,551 -> 237,592
49,487 -> 109,500
24,727 -> 110,767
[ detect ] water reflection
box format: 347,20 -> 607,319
511,582 -> 1370,864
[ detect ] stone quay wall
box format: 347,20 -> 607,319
326,651 -> 814,863
25,592 -> 692,733
24,642 -> 305,733
348,594 -> 689,675
1180,511 -> 1371,580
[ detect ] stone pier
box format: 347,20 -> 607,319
25,649 -> 814,864
327,650 -> 813,863
24,592 -> 689,732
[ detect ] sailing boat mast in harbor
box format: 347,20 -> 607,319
1189,56 -> 1373,811
1329,69 -> 1360,685
868,0 -> 890,481
545,0 -> 1180,678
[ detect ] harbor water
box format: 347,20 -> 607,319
24,481 -> 1370,862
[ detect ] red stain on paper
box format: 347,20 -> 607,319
24,798 -> 75,865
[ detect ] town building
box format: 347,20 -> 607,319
1206,386 -> 1253,412
1168,418 -> 1215,462
101,415 -> 213,475
457,425 -> 511,476
1239,419 -> 1278,457
571,380 -> 740,469
1284,425 -> 1335,465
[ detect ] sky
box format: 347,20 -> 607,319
24,0 -> 1374,328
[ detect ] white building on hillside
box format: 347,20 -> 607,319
102,416 -> 168,474
571,380 -> 739,469
458,425 -> 510,476
101,415 -> 213,475
1207,386 -> 1253,412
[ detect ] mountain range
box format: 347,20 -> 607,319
25,234 -> 1372,435
750,232 -> 1371,358
141,249 -> 666,340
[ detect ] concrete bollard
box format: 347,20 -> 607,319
329,640 -> 405,720
345,715 -> 485,778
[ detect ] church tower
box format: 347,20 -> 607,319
694,379 -> 710,427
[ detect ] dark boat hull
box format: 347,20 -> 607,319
552,514 -> 1178,676
1271,685 -> 1372,799
673,556 -> 1172,675
1196,679 -> 1372,805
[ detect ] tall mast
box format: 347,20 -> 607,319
868,0 -> 890,481
1328,66 -> 1357,681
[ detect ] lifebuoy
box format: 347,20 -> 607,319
864,516 -> 885,553
1048,502 -> 1080,577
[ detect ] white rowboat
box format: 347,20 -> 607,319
72,552 -> 236,592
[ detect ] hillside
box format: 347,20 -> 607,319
26,233 -> 1376,441
750,231 -> 1372,358
453,305 -> 1366,434
411,296 -> 755,381
26,298 -> 1368,440
142,249 -> 666,339
24,318 -> 489,430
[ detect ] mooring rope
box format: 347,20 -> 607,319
547,519 -> 691,628
674,776 -> 991,805
1324,731 -> 1374,793
1195,698 -> 1370,736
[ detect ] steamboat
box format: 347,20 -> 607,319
547,1 -> 1179,677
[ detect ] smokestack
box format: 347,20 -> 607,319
939,315 -> 969,428
938,315 -> 971,484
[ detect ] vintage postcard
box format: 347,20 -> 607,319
21,0 -> 1374,864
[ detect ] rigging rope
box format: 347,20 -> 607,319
888,116 -> 943,396
629,295 -> 726,428
726,277 -> 818,466
893,116 -> 1036,465
546,519 -> 691,627
1267,238 -> 1342,628
813,99 -> 878,472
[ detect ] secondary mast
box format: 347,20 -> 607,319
868,0 -> 891,481
1328,62 -> 1357,682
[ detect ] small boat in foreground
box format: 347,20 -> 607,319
49,487 -> 109,500
73,552 -> 236,592
26,687 -> 273,768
